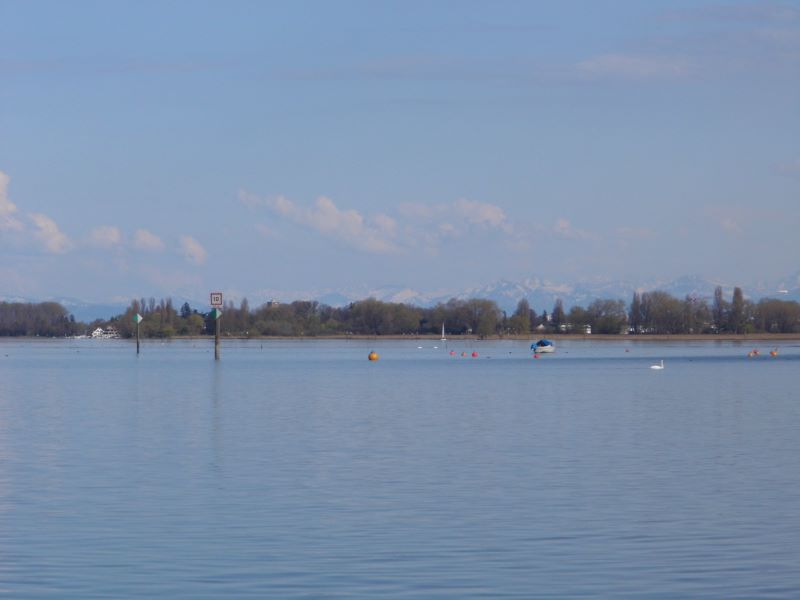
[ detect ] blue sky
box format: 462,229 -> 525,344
1,0 -> 798,303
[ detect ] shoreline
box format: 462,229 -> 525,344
215,333 -> 800,342
4,333 -> 800,342
109,333 -> 800,342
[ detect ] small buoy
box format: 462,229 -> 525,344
534,353 -> 540,359
461,352 -> 467,357
625,348 -> 630,353
368,351 -> 379,361
471,351 -> 478,358
770,348 -> 778,357
449,350 -> 456,356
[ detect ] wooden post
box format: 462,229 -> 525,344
214,312 -> 221,360
133,313 -> 143,355
210,293 -> 223,361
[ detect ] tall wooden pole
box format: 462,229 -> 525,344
214,314 -> 221,360
210,293 -> 223,361
134,313 -> 143,355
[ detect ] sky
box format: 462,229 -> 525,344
1,0 -> 799,304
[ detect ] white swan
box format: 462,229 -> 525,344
650,360 -> 664,370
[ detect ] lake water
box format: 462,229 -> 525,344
1,338 -> 799,598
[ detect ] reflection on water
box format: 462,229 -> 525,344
1,338 -> 799,598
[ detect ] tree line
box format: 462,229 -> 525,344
0,301 -> 80,337
104,286 -> 800,338
3,286 -> 799,338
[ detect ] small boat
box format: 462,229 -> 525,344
531,339 -> 555,353
650,360 -> 665,370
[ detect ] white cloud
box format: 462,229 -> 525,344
89,225 -> 122,248
577,54 -> 689,80
553,218 -> 599,241
248,192 -> 401,254
244,191 -> 512,254
0,171 -> 24,231
398,198 -> 510,242
179,235 -> 207,265
372,213 -> 398,236
453,198 -> 508,229
239,190 -> 263,209
29,213 -> 72,254
133,228 -> 165,251
399,199 -> 508,230
720,217 -> 743,235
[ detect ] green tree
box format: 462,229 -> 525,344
0,301 -> 79,337
641,291 -> 684,334
728,287 -> 745,334
712,286 -> 727,332
754,299 -> 800,333
551,299 -> 566,332
185,314 -> 205,335
629,292 -> 642,334
464,299 -> 501,337
508,298 -> 531,334
348,298 -> 393,334
587,299 -> 627,334
682,295 -> 711,333
239,298 -> 251,333
392,303 -> 422,334
567,305 -> 589,333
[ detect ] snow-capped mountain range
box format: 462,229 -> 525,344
3,274 -> 799,321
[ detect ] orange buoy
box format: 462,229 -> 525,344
368,351 -> 379,361
770,348 -> 778,357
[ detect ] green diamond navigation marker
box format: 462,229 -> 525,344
133,313 -> 143,324
211,308 -> 223,320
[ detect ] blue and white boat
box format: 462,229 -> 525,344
531,339 -> 555,353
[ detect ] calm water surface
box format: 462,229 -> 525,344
1,338 -> 799,598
